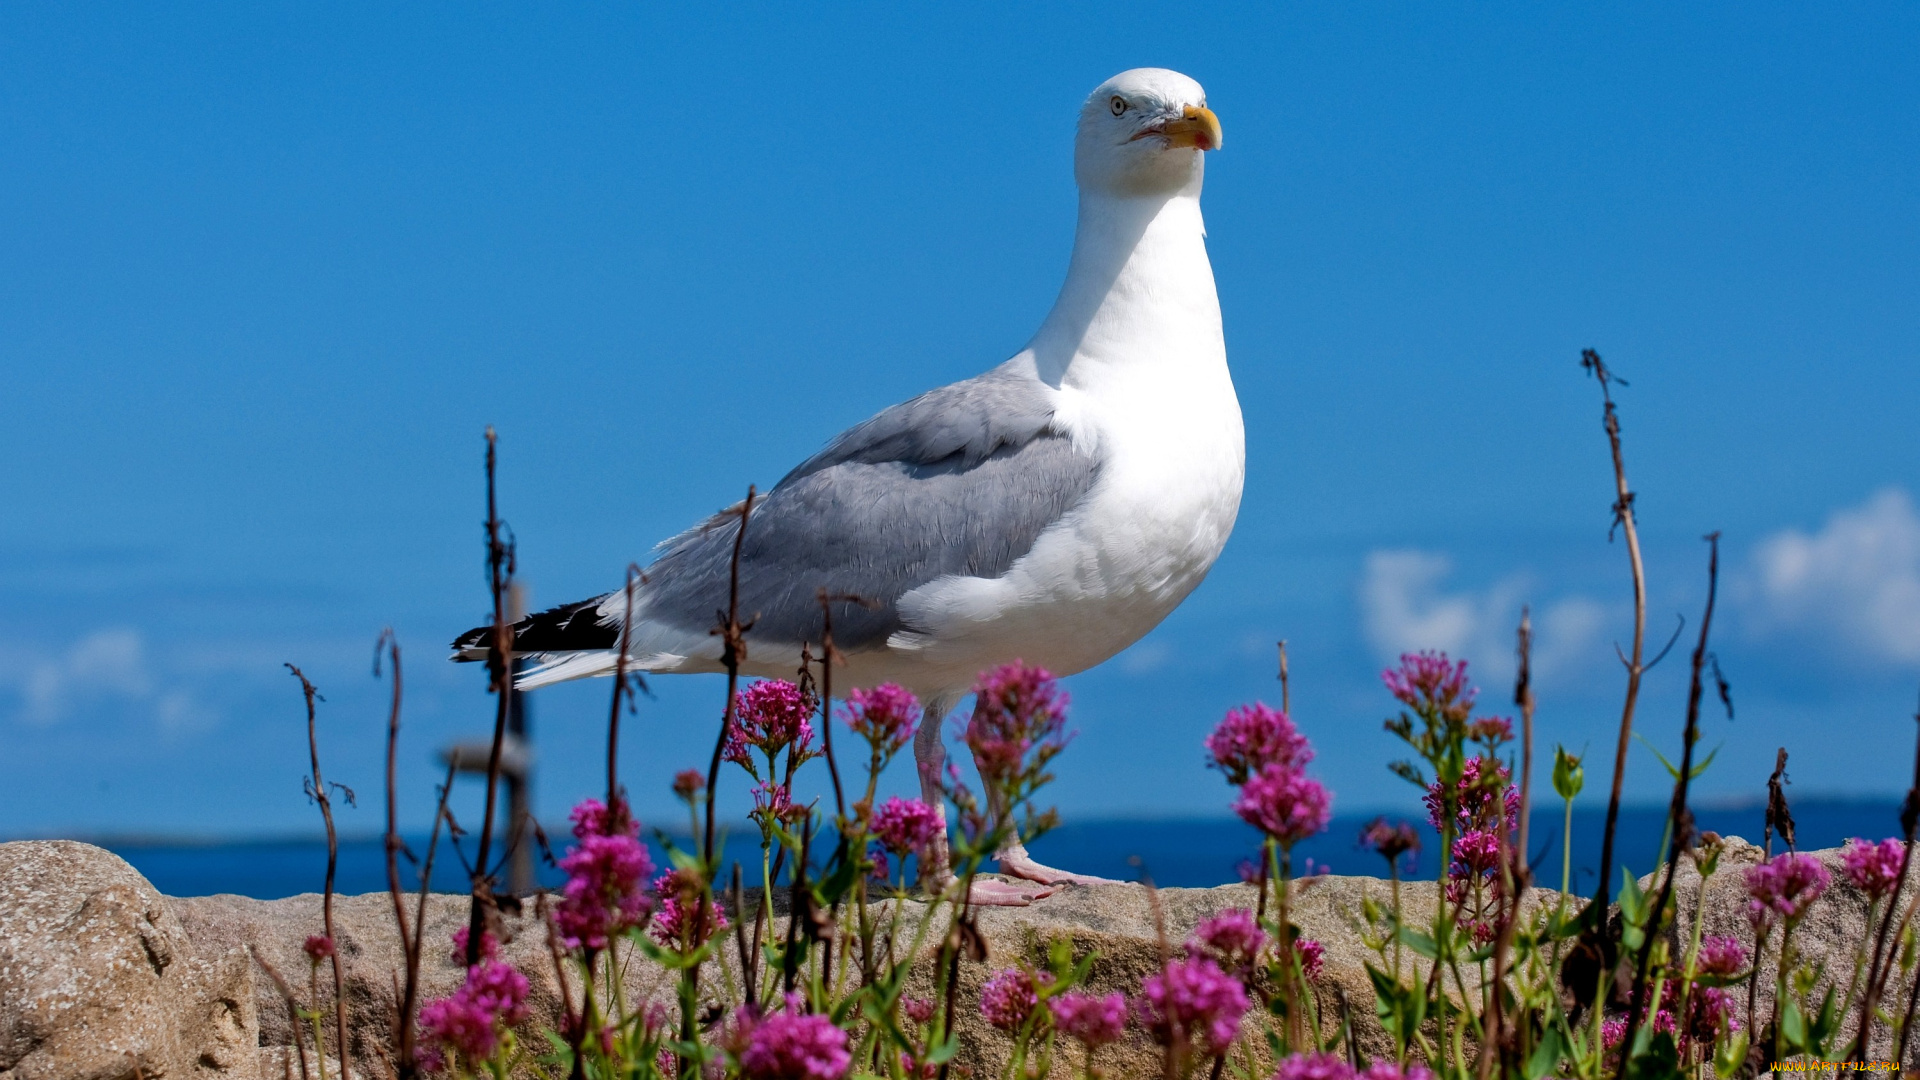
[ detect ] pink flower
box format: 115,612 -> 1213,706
1358,817 -> 1421,872
1381,651 -> 1475,722
460,961 -> 530,1026
1424,757 -> 1518,834
449,927 -> 499,964
1135,956 -> 1249,1052
1272,1052 -> 1355,1080
649,892 -> 729,948
1189,909 -> 1267,972
1600,1014 -> 1627,1049
843,684 -> 921,755
870,796 -> 944,856
739,1002 -> 851,1080
1359,1063 -> 1434,1080
1206,703 -> 1312,786
672,769 -> 706,801
750,780 -> 807,829
1450,828 -> 1503,877
1844,837 -> 1905,899
900,997 -> 936,1025
568,795 -> 635,839
1294,937 -> 1325,982
1696,934 -> 1748,977
1051,992 -> 1126,1047
980,968 -> 1047,1031
1467,716 -> 1514,745
728,679 -> 816,767
1232,763 -> 1332,847
1745,852 -> 1831,931
417,959 -> 529,1061
1688,986 -> 1740,1041
966,661 -> 1069,786
302,934 -> 335,961
554,799 -> 655,951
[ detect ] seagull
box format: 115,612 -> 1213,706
452,68 -> 1242,906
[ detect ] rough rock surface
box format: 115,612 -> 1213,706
0,841 -> 257,1080
1637,834 -> 1920,1064
10,837 -> 1917,1079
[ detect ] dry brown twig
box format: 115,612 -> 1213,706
287,664 -> 353,1080
467,426 -> 518,967
1618,533 -> 1721,1075
252,945 -> 314,1080
1481,607 -> 1537,1080
373,632 -> 421,1079
1582,349 -> 1648,918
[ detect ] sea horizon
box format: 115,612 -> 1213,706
15,794 -> 1903,900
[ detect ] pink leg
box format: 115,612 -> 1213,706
913,697 -> 1054,906
994,838 -> 1124,887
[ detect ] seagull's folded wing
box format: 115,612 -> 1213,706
639,365 -> 1098,653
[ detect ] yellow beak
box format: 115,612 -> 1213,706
1142,104 -> 1223,151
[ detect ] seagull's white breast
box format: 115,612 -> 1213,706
885,348 -> 1244,686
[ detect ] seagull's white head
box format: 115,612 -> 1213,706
1075,68 -> 1221,197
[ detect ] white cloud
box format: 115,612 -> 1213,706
1,628 -> 214,731
1744,488 -> 1920,664
1359,550 -> 1610,689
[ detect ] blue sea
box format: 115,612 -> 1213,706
76,797 -> 1903,899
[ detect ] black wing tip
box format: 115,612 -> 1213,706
446,595 -> 622,663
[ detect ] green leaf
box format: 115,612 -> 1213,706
1393,924 -> 1440,960
1809,985 -> 1840,1056
1623,1029 -> 1683,1080
1524,1023 -> 1569,1080
924,1037 -> 961,1065
1779,996 -> 1808,1055
1712,1031 -> 1749,1079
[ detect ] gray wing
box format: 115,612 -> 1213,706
639,364 -> 1096,651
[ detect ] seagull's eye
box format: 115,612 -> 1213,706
1109,96 -> 1127,116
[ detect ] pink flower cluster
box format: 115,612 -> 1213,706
554,797 -> 654,951
900,997 -> 936,1025
1135,955 -> 1249,1052
1381,651 -> 1476,722
966,661 -> 1069,786
1294,937 -> 1326,982
1423,757 -> 1519,834
649,868 -> 730,949
302,934 -> 334,962
1844,837 -> 1905,899
1205,703 -> 1312,786
870,796 -> 943,856
1696,934 -> 1747,977
750,779 -> 807,829
449,927 -> 499,964
736,995 -> 851,1080
417,950 -> 531,1065
1745,851 -> 1831,932
1358,817 -> 1421,871
727,679 -> 816,768
1270,1052 -> 1435,1080
1189,909 -> 1267,972
1208,701 -> 1332,849
843,683 -> 920,755
1233,763 -> 1332,847
979,967 -> 1050,1031
1051,992 -> 1126,1047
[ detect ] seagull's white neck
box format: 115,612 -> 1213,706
1028,189 -> 1223,388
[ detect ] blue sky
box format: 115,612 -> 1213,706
3,4 -> 1917,840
